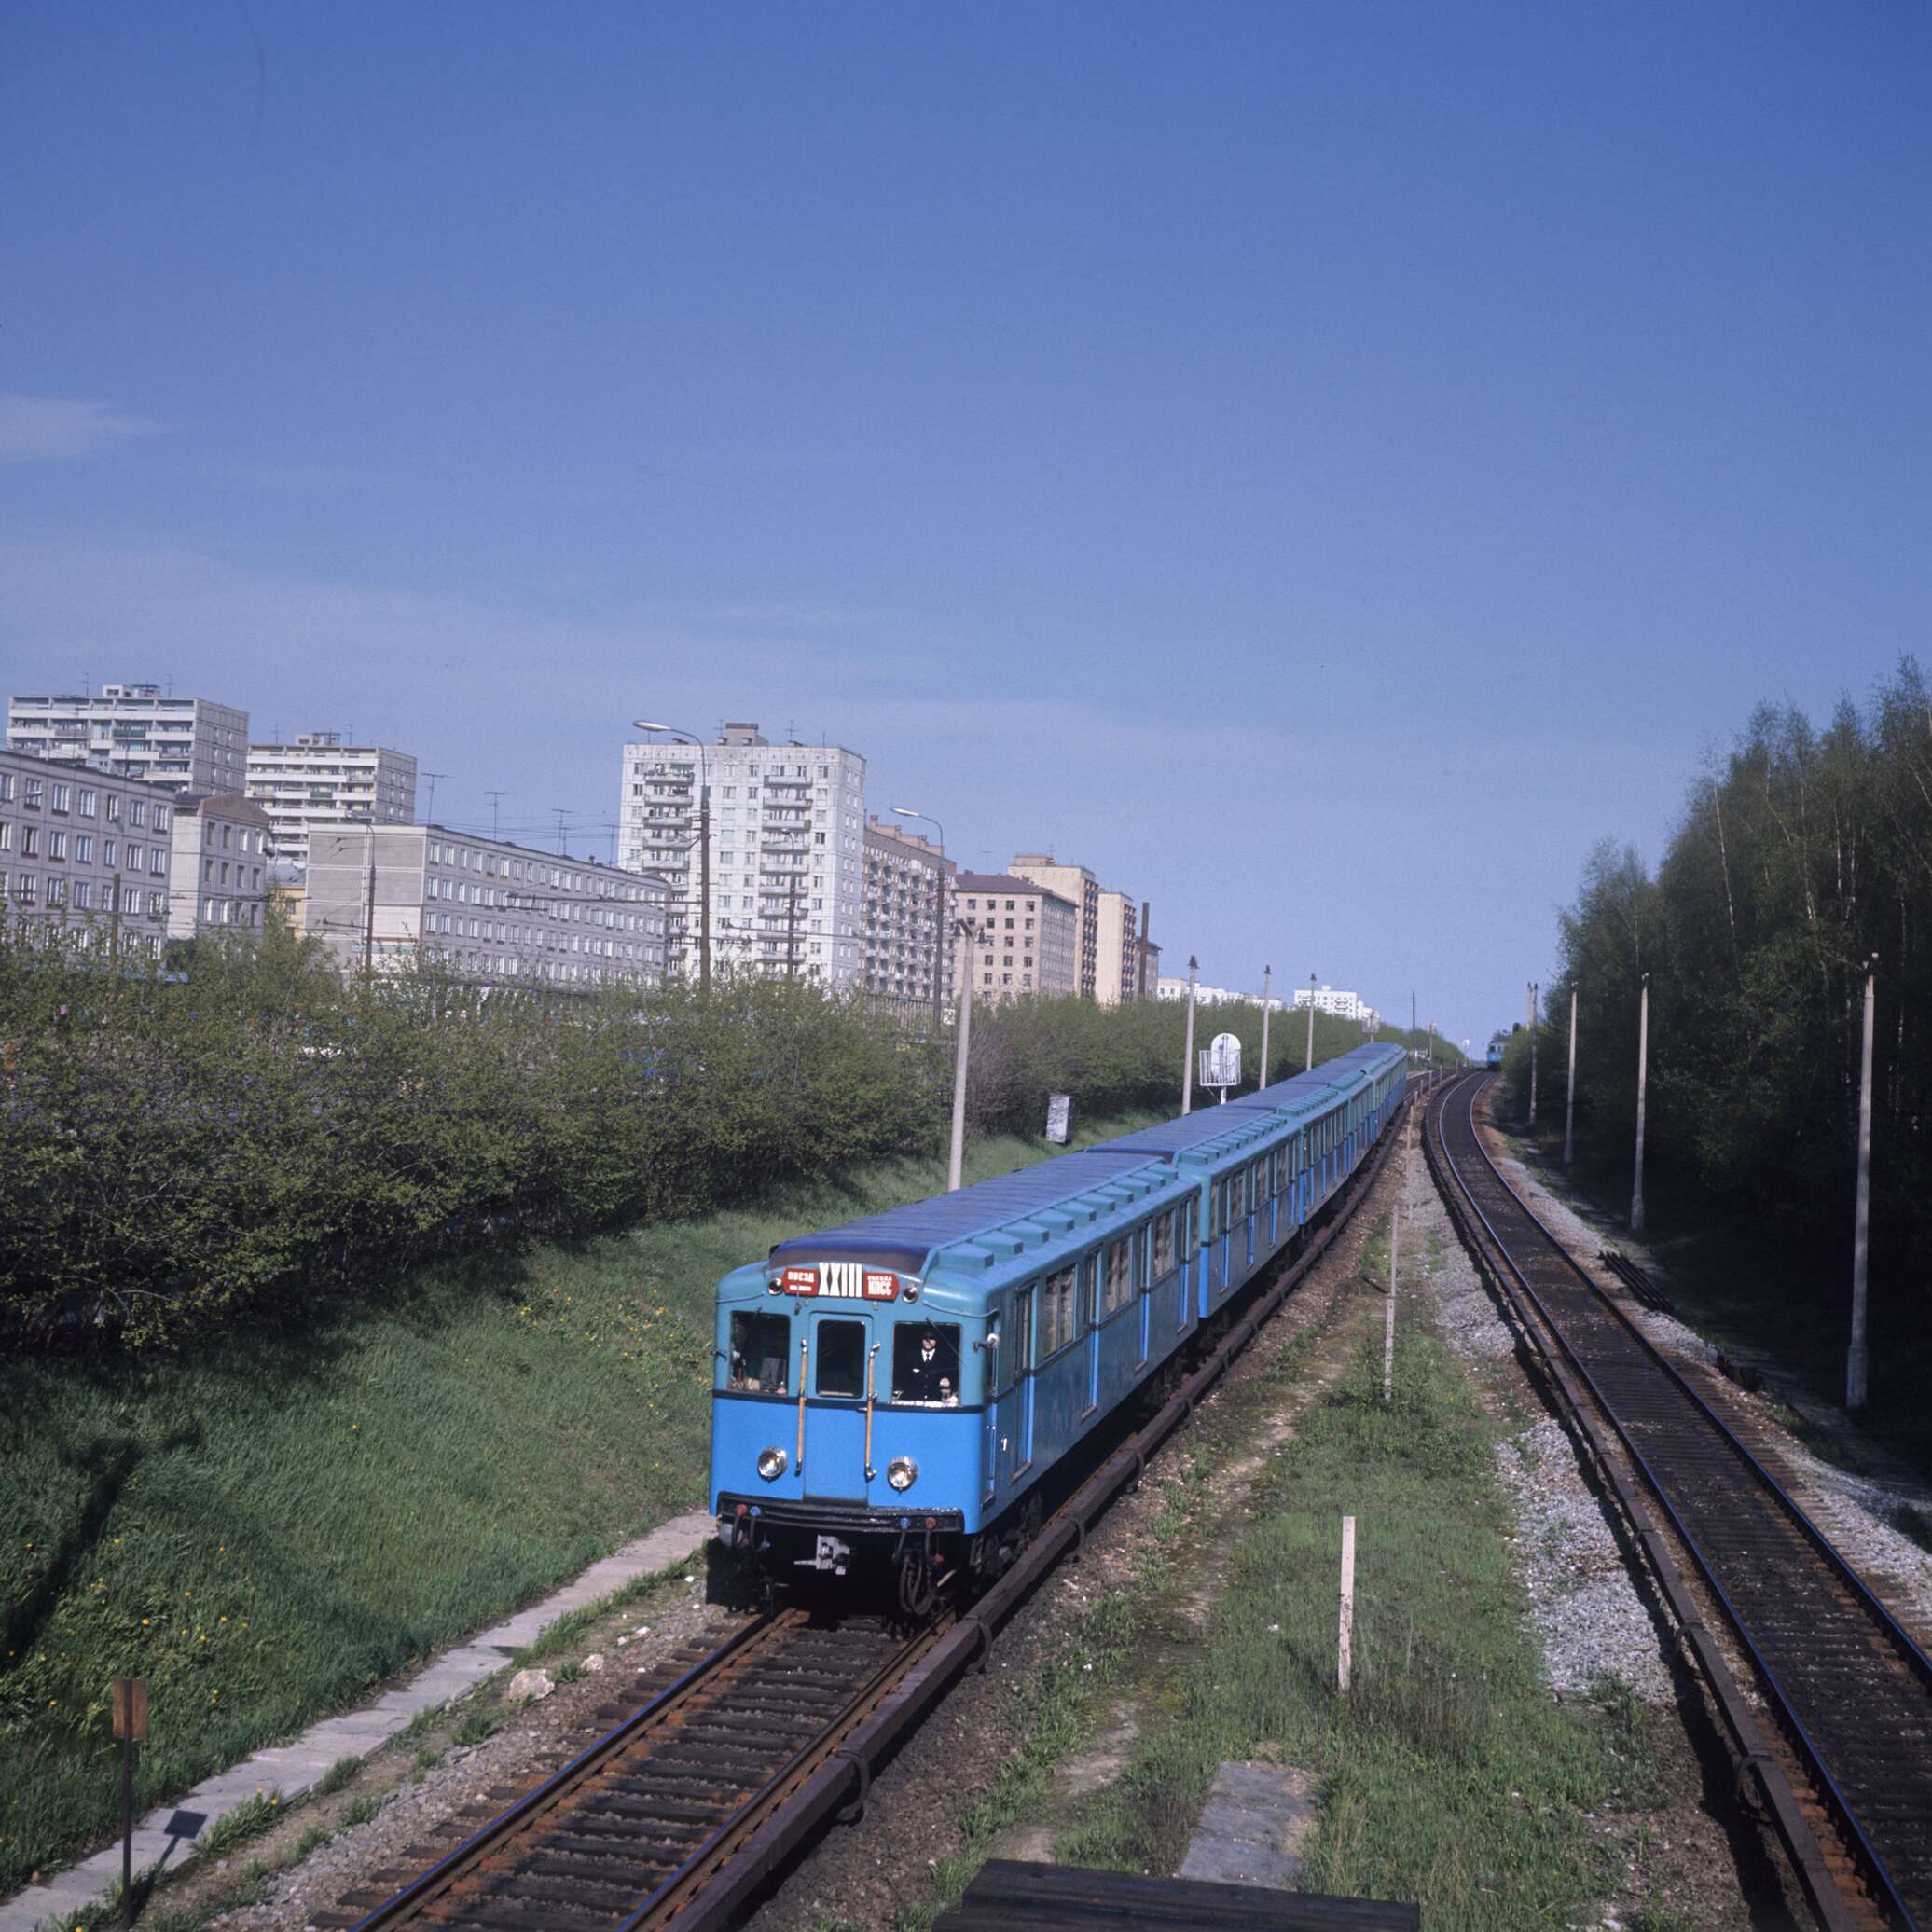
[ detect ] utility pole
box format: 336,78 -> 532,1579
785,873 -> 801,982
361,831 -> 377,975
1305,970 -> 1317,1070
947,920 -> 978,1191
1259,964 -> 1272,1090
1848,956 -> 1877,1409
1527,981 -> 1539,1125
1631,972 -> 1650,1233
1564,983 -> 1578,1166
1182,956 -> 1199,1115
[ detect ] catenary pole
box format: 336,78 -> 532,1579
1306,971 -> 1317,1070
1527,981 -> 1539,1124
1181,955 -> 1199,1115
946,921 -> 976,1191
1259,964 -> 1272,1090
1564,983 -> 1578,1166
1848,956 -> 1877,1409
1631,972 -> 1649,1233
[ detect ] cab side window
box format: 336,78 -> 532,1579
892,1323 -> 961,1404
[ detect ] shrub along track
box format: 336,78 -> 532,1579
1426,1070 -> 1932,1932
330,1084 -> 1429,1932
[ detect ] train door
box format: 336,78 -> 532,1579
1246,1160 -> 1260,1268
1082,1254 -> 1101,1414
1011,1283 -> 1037,1479
1137,1222 -> 1152,1366
981,1309 -> 1001,1506
802,1311 -> 873,1501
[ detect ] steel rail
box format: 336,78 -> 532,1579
1428,1071 -> 1931,1931
346,1078 -> 1428,1932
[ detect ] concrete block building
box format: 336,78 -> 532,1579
954,872 -> 1078,1002
245,733 -> 418,871
1007,855 -> 1099,999
165,794 -> 272,940
862,815 -> 956,1014
7,683 -> 249,796
619,723 -> 865,987
306,823 -> 669,988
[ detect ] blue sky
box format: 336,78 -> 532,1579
3,5 -> 1926,1047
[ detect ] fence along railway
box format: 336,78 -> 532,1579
330,1079 -> 1422,1932
1427,1070 -> 1932,1932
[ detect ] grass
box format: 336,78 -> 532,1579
0,1108 -> 1161,1897
1055,1324 -> 1652,1928
312,1755 -> 360,1796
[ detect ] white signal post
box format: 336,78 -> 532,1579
1337,1516 -> 1357,1693
1259,964 -> 1272,1090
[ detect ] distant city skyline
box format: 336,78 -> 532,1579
3,5 -> 1925,1043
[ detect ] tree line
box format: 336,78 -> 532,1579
0,914 -> 1444,1352
1505,657 -> 1932,1290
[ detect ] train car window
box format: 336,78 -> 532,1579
814,1320 -> 867,1398
1081,1253 -> 1100,1330
1015,1283 -> 1038,1372
892,1323 -> 960,1404
1152,1209 -> 1176,1276
1102,1236 -> 1134,1313
1228,1166 -> 1246,1221
1250,1159 -> 1264,1204
1042,1265 -> 1078,1354
1183,1197 -> 1197,1258
727,1311 -> 790,1392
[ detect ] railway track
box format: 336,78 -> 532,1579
337,1083 -> 1429,1932
1427,1071 -> 1932,1932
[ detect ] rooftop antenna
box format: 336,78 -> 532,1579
485,790 -> 505,840
422,771 -> 449,825
552,807 -> 570,854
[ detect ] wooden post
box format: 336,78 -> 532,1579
112,1676 -> 147,1925
1337,1517 -> 1357,1692
1563,984 -> 1578,1166
1631,973 -> 1649,1233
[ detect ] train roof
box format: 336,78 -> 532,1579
765,1146 -> 1171,1279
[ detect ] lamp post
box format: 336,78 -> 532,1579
1563,985 -> 1578,1166
947,918 -> 982,1192
891,807 -> 949,1035
1305,971 -> 1317,1070
633,721 -> 710,993
1259,964 -> 1272,1091
1848,955 -> 1877,1410
1631,972 -> 1650,1232
1527,981 -> 1539,1125
1181,956 -> 1199,1115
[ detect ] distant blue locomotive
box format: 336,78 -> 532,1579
711,1042 -> 1408,1609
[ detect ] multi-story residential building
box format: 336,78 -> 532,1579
306,823 -> 669,987
0,749 -> 174,957
1007,855 -> 1099,999
1157,976 -> 1285,1009
7,683 -> 249,796
618,723 -> 866,988
166,794 -> 273,940
245,732 -> 419,871
954,873 -> 1078,1002
862,815 -> 956,1013
1291,983 -> 1380,1027
1094,889 -> 1156,1007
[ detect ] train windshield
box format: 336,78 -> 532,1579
727,1311 -> 791,1392
892,1323 -> 961,1405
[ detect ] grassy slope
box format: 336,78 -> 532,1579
0,1111 -> 1160,1897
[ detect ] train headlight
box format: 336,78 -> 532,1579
756,1446 -> 788,1481
886,1456 -> 918,1492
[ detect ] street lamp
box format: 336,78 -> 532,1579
947,917 -> 987,1191
891,807 -> 950,1035
633,721 -> 711,994
1306,971 -> 1318,1070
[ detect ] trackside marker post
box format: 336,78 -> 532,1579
1384,1208 -> 1397,1403
1338,1517 -> 1357,1692
112,1675 -> 147,1925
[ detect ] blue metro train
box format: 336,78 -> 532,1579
711,1042 -> 1409,1609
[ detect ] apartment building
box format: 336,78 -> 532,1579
619,723 -> 866,988
165,795 -> 273,941
954,872 -> 1078,1002
1007,855 -> 1099,999
862,815 -> 956,1013
1094,889 -> 1157,1007
1291,983 -> 1380,1026
1157,976 -> 1285,1009
246,733 -> 419,871
306,823 -> 669,987
7,683 -> 249,796
0,749 -> 174,957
